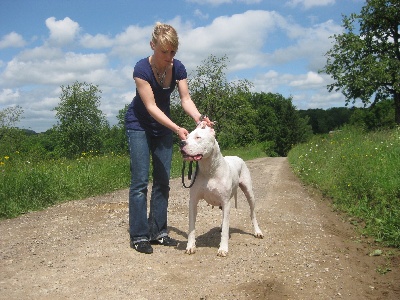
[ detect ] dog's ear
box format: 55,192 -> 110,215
210,127 -> 215,136
199,121 -> 207,129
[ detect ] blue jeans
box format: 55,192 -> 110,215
126,130 -> 173,243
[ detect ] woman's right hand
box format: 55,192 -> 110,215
176,127 -> 189,140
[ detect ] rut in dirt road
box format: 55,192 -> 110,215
0,157 -> 398,299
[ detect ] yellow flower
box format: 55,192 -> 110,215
4,156 -> 9,160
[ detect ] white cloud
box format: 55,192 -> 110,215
289,71 -> 324,88
45,17 -> 80,46
17,46 -> 64,61
109,24 -> 153,62
1,48 -> 110,87
187,0 -> 261,5
178,10 -> 340,77
80,33 -> 113,48
187,0 -> 233,5
0,32 -> 26,49
252,70 -> 284,93
0,88 -> 20,104
269,20 -> 341,71
179,10 -> 285,71
194,9 -> 209,20
251,69 -> 346,110
286,0 -> 335,10
239,0 -> 262,3
29,96 -> 59,111
305,91 -> 345,109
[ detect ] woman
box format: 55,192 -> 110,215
125,22 -> 211,254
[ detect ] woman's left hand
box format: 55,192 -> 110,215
198,115 -> 214,127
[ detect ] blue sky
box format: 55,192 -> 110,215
0,0 -> 365,132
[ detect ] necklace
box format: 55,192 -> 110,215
152,63 -> 167,86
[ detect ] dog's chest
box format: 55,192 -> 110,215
195,176 -> 231,206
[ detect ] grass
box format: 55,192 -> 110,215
0,143 -> 267,219
288,125 -> 400,248
0,151 -> 131,218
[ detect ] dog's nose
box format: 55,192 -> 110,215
179,140 -> 186,148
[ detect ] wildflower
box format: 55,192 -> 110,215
4,156 -> 9,160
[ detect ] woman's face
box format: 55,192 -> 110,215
151,41 -> 177,68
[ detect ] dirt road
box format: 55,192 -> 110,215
0,157 -> 399,299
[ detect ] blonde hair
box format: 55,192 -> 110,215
151,22 -> 179,51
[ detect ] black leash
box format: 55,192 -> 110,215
181,161 -> 199,188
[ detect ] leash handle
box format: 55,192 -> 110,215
188,160 -> 193,180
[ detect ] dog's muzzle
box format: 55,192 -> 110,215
180,140 -> 203,161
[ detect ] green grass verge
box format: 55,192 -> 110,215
0,143 -> 267,219
288,126 -> 400,248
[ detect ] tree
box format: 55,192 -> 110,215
350,98 -> 396,130
250,92 -> 312,156
299,107 -> 354,134
0,105 -> 24,128
172,54 -> 256,148
53,81 -> 108,157
322,0 -> 400,124
0,106 -> 26,156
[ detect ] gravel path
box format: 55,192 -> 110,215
0,157 -> 398,299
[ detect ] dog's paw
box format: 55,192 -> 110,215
255,231 -> 264,239
185,247 -> 196,255
217,249 -> 228,257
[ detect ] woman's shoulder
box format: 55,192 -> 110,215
173,58 -> 187,79
135,57 -> 150,69
173,58 -> 185,68
133,57 -> 151,79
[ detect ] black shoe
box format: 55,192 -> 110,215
131,240 -> 153,254
151,236 -> 178,246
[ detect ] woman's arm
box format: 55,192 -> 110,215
178,79 -> 213,127
135,76 -> 212,140
134,77 -> 182,135
176,79 -> 202,123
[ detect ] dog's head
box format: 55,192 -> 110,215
180,122 -> 216,161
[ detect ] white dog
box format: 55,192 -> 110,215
180,122 -> 264,257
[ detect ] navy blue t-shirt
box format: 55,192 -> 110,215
125,57 -> 187,136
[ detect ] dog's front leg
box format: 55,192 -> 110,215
217,199 -> 231,257
185,198 -> 198,254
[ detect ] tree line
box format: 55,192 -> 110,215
0,55 -> 313,159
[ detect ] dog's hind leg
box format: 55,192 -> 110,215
239,165 -> 264,239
